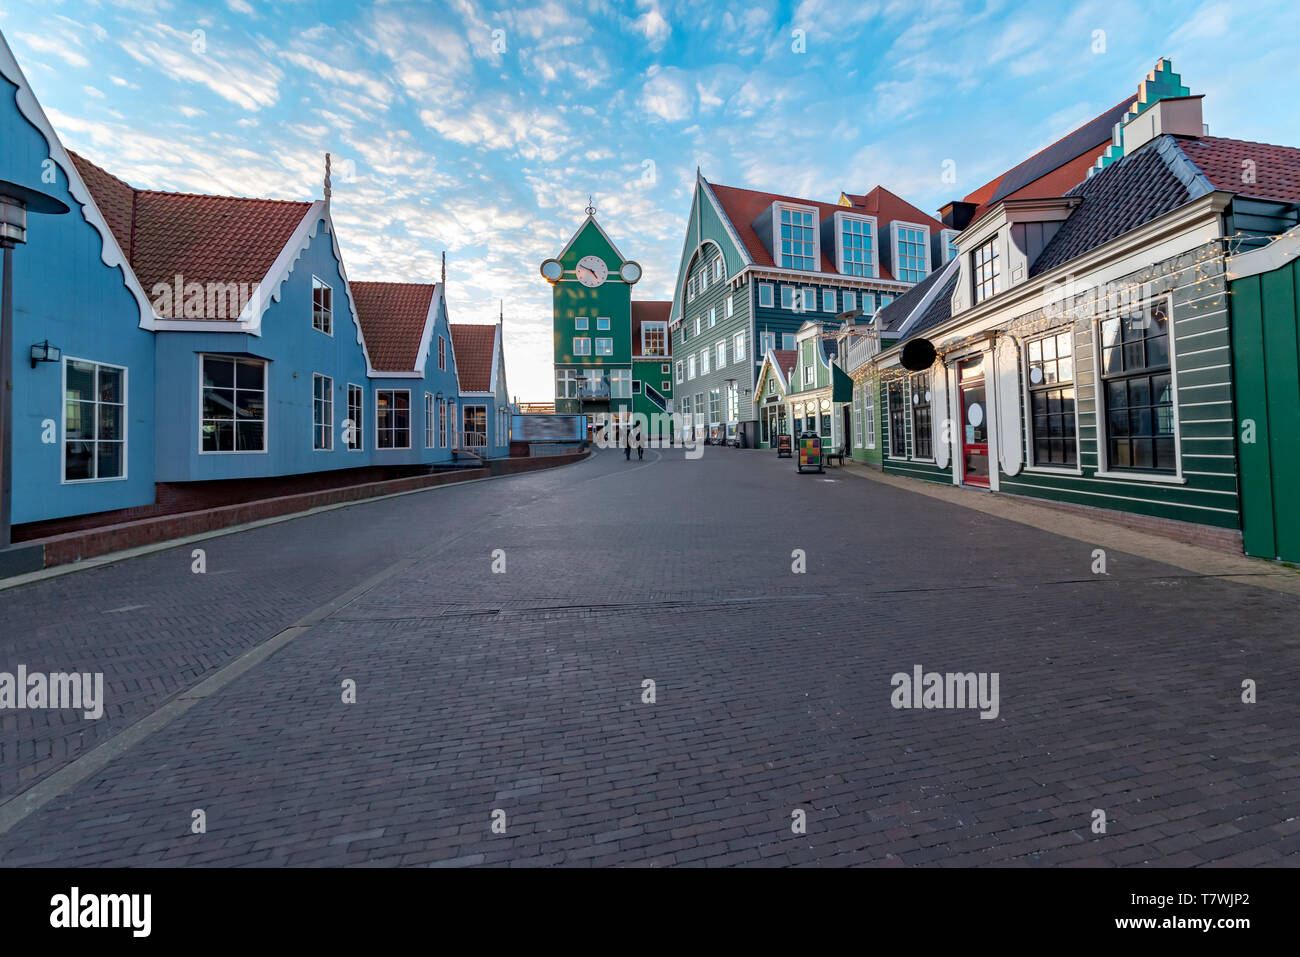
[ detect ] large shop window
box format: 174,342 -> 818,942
910,373 -> 933,459
376,389 -> 411,449
1100,302 -> 1176,472
888,379 -> 906,456
64,358 -> 126,481
1027,329 -> 1077,467
201,356 -> 266,453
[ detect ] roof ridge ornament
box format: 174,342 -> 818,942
584,195 -> 596,216
324,152 -> 331,207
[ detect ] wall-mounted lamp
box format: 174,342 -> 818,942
30,339 -> 61,368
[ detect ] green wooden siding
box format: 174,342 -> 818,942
1230,256 -> 1300,561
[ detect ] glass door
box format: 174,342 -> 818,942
959,357 -> 989,487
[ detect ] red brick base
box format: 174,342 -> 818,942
19,451 -> 590,572
1001,493 -> 1244,555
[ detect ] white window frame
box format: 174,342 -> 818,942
376,388 -> 412,450
760,332 -> 775,355
694,316 -> 702,336
801,288 -> 816,312
462,403 -> 487,448
346,382 -> 364,451
733,331 -> 746,362
725,294 -> 734,318
782,334 -> 795,350
835,212 -> 878,278
892,221 -> 931,284
781,286 -> 795,310
715,340 -> 726,369
1022,326 -> 1084,475
863,379 -> 876,449
438,396 -> 448,447
675,360 -> 684,383
687,355 -> 696,380
709,306 -> 716,327
822,290 -> 836,313
597,316 -> 610,331
641,321 -> 667,357
773,201 -> 820,271
61,356 -> 128,483
425,392 -> 436,448
313,373 -> 334,451
437,336 -> 446,370
573,336 -> 591,355
575,317 -> 589,331
758,283 -> 774,308
312,275 -> 333,336
701,348 -> 711,375
714,259 -> 723,281
198,354 -> 268,455
595,337 -> 614,356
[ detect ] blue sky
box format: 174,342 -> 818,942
3,0 -> 1299,401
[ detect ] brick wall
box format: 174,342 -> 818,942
24,451 -> 589,571
1013,495 -> 1244,555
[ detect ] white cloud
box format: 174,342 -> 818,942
122,24 -> 282,111
15,33 -> 90,68
638,66 -> 693,123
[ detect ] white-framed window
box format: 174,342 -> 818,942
573,336 -> 591,355
863,379 -> 876,449
725,294 -> 734,318
556,368 -> 578,399
839,215 -> 875,277
701,348 -> 711,374
462,404 -> 487,447
312,276 -> 333,335
894,224 -> 929,283
63,357 -> 126,481
437,336 -> 446,370
760,332 -> 775,355
843,291 -> 857,312
610,369 -> 631,398
1026,329 -> 1078,468
448,399 -> 457,448
438,397 -> 448,447
802,288 -> 816,311
778,206 -> 816,270
709,306 -> 716,327
687,355 -> 696,379
675,360 -> 684,383
973,235 -> 1001,304
853,384 -> 862,448
782,334 -> 795,350
822,290 -> 836,313
661,362 -> 670,374
861,292 -> 874,315
714,259 -> 723,281
880,295 -> 894,308
376,389 -> 411,449
758,283 -> 774,308
346,383 -> 363,451
694,316 -> 702,336
910,372 -> 933,459
708,388 -> 721,425
699,267 -> 708,291
1097,300 -> 1175,473
597,317 -> 610,331
632,380 -> 642,394
716,341 -> 726,369
425,392 -> 436,448
781,286 -> 795,310
642,321 -> 667,356
733,332 -> 746,362
575,317 -> 589,330
200,355 -> 266,453
687,276 -> 696,302
804,364 -> 814,386
313,373 -> 333,450
595,338 -> 613,356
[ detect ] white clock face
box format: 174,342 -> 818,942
540,259 -> 563,282
575,256 -> 608,288
620,261 -> 642,284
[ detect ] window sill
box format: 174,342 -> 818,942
1093,469 -> 1187,485
1023,465 -> 1084,477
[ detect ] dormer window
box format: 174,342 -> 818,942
973,235 -> 1001,304
779,206 -> 816,270
838,215 -> 875,277
642,321 -> 667,356
893,225 -> 929,283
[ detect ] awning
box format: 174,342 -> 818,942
832,365 -> 854,403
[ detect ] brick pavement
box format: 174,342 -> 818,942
1,446 -> 1297,866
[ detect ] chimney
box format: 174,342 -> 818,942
939,200 -> 977,231
1122,95 -> 1205,156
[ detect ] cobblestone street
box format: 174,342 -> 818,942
2,447 -> 1298,866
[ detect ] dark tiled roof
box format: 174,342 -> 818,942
769,348 -> 797,379
1030,138 -> 1193,276
875,264 -> 950,332
351,281 -> 436,372
69,150 -> 312,319
1179,135 -> 1300,204
450,324 -> 497,392
901,267 -> 959,339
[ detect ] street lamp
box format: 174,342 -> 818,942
1,178 -> 70,570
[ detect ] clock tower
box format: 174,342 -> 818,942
541,203 -> 644,423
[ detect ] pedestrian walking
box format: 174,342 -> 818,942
623,421 -> 632,460
634,422 -> 645,460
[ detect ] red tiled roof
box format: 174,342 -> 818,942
708,181 -> 941,281
1179,135 -> 1300,204
450,324 -> 497,392
770,348 -> 796,379
351,281 -> 436,372
631,300 -> 671,358
68,150 -> 312,319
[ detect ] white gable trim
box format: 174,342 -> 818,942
894,257 -> 960,337
0,32 -> 155,329
556,214 -> 625,263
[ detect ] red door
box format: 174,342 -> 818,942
959,357 -> 989,487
